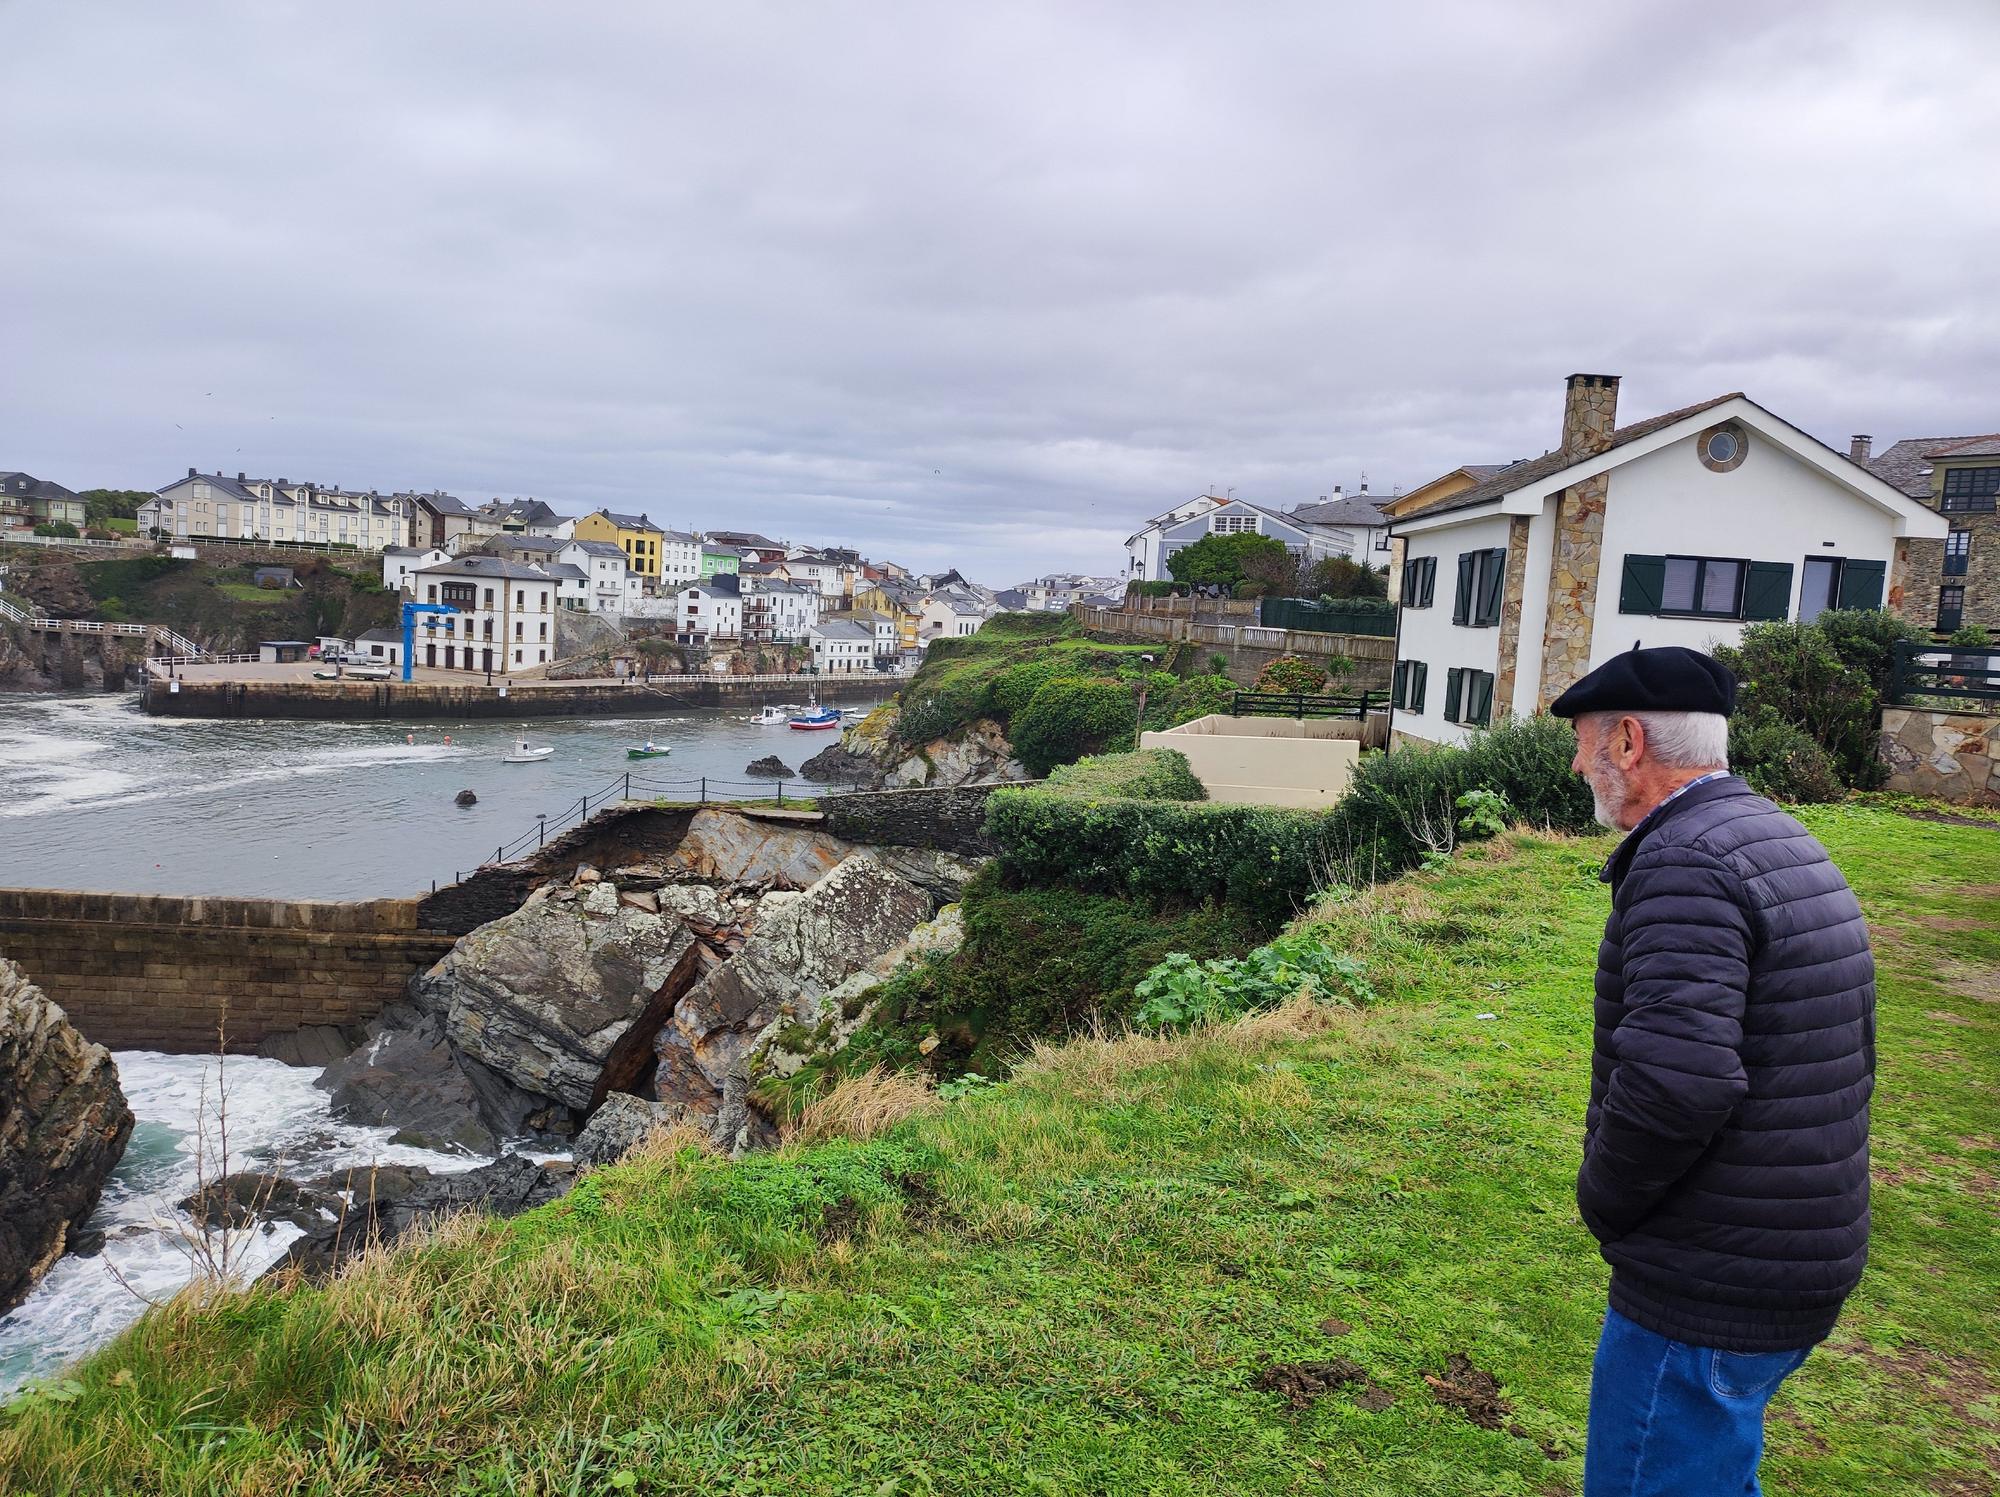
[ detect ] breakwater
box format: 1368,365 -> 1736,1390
141,673 -> 890,720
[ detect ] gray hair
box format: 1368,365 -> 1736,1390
1610,709 -> 1730,769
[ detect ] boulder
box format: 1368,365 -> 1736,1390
317,1004 -> 533,1155
661,808 -> 854,890
574,1091 -> 675,1168
411,885 -> 705,1113
745,755 -> 795,779
656,853 -> 933,1142
180,1171 -> 336,1233
0,958 -> 134,1314
887,719 -> 1030,788
282,1154 -> 573,1280
866,847 -> 987,905
257,1022 -> 366,1069
797,742 -> 884,787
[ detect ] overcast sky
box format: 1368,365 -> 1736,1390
4,2 -> 1996,582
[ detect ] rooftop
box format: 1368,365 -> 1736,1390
1868,434 -> 2000,499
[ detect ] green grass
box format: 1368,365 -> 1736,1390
103,518 -> 138,534
214,582 -> 287,604
4,805 -> 1995,1494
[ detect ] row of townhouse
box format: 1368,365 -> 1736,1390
1383,373 -> 1984,747
140,470 -> 409,549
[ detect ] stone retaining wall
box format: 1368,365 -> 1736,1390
820,784 -> 1006,855
1877,708 -> 2000,805
141,674 -> 887,720
0,890 -> 457,1052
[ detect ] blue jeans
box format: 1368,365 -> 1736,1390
1585,1307 -> 1809,1497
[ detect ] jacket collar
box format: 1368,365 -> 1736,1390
1599,773 -> 1751,892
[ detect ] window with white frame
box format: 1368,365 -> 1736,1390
1209,512 -> 1257,534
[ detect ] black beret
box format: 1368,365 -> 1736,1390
1548,645 -> 1737,719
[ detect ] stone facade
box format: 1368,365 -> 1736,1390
1877,708 -> 2000,804
1892,518 -> 2000,636
1491,516 -> 1532,716
821,784 -> 1007,855
1536,473 -> 1609,707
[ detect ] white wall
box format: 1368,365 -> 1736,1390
1589,434 -> 1904,670
1392,510 -> 1510,746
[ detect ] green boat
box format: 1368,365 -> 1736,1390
627,746 -> 672,759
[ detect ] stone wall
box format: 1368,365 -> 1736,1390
1072,605 -> 1395,690
1877,708 -> 2000,805
142,673 -> 888,720
417,804 -> 697,933
0,890 -> 457,1052
821,784 -> 1007,855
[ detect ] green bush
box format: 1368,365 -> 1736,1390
1252,655 -> 1328,694
1713,612 -> 1924,788
1131,580 -> 1184,599
1167,532 -> 1289,591
1947,624 -> 1993,649
78,554 -> 184,601
1008,675 -> 1139,776
1043,749 -> 1206,802
1146,673 -> 1236,729
33,522 -> 80,539
1729,709 -> 1845,804
989,656 -> 1071,717
1133,931 -> 1376,1032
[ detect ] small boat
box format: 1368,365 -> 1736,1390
626,744 -> 673,759
754,705 -> 793,725
504,740 -> 554,763
787,707 -> 841,731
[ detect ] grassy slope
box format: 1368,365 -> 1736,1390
4,806 -> 1996,1495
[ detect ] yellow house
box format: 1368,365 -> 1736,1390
1377,465 -> 1515,602
853,581 -> 924,651
572,509 -> 664,582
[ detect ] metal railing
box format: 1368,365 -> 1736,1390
1231,689 -> 1391,719
442,769 -> 874,885
0,598 -> 209,659
1888,642 -> 2000,706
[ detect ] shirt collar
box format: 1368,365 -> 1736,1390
1598,771 -> 1739,888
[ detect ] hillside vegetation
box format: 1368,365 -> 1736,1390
5,803 -> 1995,1495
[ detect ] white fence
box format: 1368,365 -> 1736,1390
0,598 -> 208,660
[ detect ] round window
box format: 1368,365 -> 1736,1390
1697,422 -> 1748,472
1706,431 -> 1739,464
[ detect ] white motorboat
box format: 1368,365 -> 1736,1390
503,740 -> 554,763
755,704 -> 797,725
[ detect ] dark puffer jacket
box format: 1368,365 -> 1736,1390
1579,775 -> 1874,1353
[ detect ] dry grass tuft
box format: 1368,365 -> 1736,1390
791,1067 -> 937,1145
1229,992 -> 1362,1043
622,1117 -> 723,1169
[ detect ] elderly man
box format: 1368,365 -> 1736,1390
1550,647 -> 1874,1496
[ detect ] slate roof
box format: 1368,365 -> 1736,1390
707,530 -> 783,549
1868,434 -> 2000,499
811,619 -> 873,640
158,470 -> 261,503
0,472 -> 78,502
1402,393 -> 1743,523
406,490 -> 471,514
357,627 -> 402,643
416,556 -> 561,581
992,588 -> 1028,609
567,539 -> 628,559
596,509 -> 655,530
1286,495 -> 1391,528
542,562 -> 587,581
497,535 -> 564,553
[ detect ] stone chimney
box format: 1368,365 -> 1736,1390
1850,434 -> 1873,462
186,467 -> 196,478
1562,374 -> 1621,459
237,471 -> 246,482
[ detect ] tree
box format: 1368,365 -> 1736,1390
32,521 -> 79,539
77,489 -> 152,525
1300,555 -> 1389,600
1166,532 -> 1291,591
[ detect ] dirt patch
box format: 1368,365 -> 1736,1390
1319,1316 -> 1352,1336
814,1195 -> 865,1244
1896,809 -> 2000,832
1250,1357 -> 1393,1412
1927,1009 -> 1977,1027
892,1170 -> 962,1232
1426,1354 -> 1565,1459
1833,1339 -> 2000,1435
1915,915 -> 1990,932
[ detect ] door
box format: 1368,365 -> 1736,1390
1799,558 -> 1839,623
425,643 -> 436,668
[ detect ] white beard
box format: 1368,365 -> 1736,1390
1588,752 -> 1627,831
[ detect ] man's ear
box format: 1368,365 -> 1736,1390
1614,714 -> 1645,769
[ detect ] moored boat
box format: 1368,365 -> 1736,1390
503,741 -> 555,763
787,707 -> 841,731
626,745 -> 672,759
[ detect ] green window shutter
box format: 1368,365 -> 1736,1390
1392,661 -> 1408,707
1423,558 -> 1437,608
1618,554 -> 1666,614
1742,561 -> 1793,621
1443,667 -> 1464,723
1477,547 -> 1506,625
1468,671 -> 1494,727
1411,661 -> 1427,713
1837,558 -> 1887,611
1452,553 -> 1475,625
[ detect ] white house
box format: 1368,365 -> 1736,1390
408,556 -> 560,675
1388,374 -> 1953,747
919,589 -> 988,644
659,529 -> 703,588
778,551 -> 845,596
809,618 -> 874,674
1128,495 -> 1362,584
832,608 -> 899,660
1124,494 -> 1226,582
742,576 -> 821,642
382,545 -> 452,592
1284,490 -> 1394,564
675,576 -> 743,645
1017,574 -> 1126,611
353,627 -> 405,667
544,561 -> 589,611
560,539 -> 637,615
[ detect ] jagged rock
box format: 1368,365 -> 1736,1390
411,890 -> 704,1113
0,958 -> 134,1314
660,808 -> 854,890
656,853 -> 933,1143
180,1171 -> 336,1233
867,847 -> 987,905
798,743 -> 884,786
745,755 -> 794,778
887,719 -> 1030,788
574,1092 -> 675,1168
257,1022 -> 366,1069
281,1155 -> 573,1280
619,890 -> 660,913
317,1004 -> 534,1155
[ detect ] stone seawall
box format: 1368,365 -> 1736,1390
1877,707 -> 2000,805
0,890 -> 458,1053
820,785 -> 1006,855
140,675 -> 888,720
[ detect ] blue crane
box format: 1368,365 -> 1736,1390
400,599 -> 459,681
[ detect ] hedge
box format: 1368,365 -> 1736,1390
1041,749 -> 1206,802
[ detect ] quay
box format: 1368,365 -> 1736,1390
139,662 -> 894,720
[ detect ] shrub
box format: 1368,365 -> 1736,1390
1043,749 -> 1206,802
1208,652 -> 1230,673
1232,579 -> 1268,600
1144,672 -> 1235,731
1133,932 -> 1376,1032
1458,713 -> 1596,831
1713,612 -> 1923,788
1167,532 -> 1289,591
1130,580 -> 1184,599
1008,675 -> 1139,776
33,522 -> 80,539
1947,624 -> 1993,649
1729,709 -> 1845,804
989,656 -> 1070,717
1253,655 -> 1329,694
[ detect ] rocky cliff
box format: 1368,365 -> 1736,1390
802,707 -> 1030,790
0,957 -> 134,1313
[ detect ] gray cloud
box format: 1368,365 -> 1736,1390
4,0 -> 1995,581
